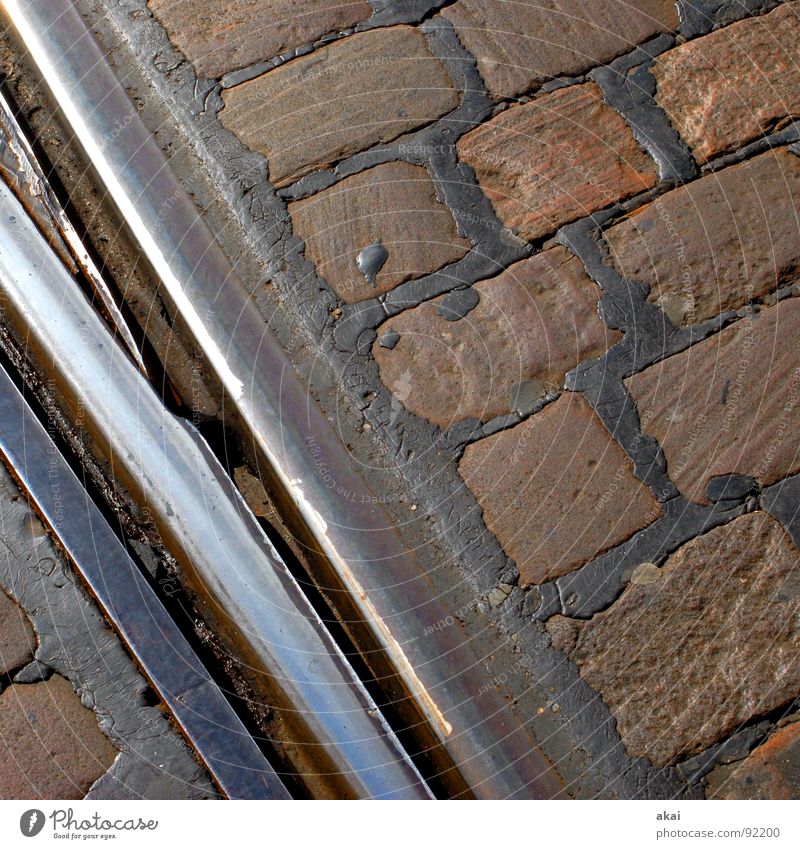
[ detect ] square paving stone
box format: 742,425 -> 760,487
626,297 -> 800,502
221,26 -> 459,187
459,392 -> 662,584
457,83 -> 657,242
442,0 -> 678,100
148,0 -> 372,79
289,162 -> 470,303
547,512 -> 800,766
653,2 -> 800,163
604,150 -> 800,326
374,246 -> 619,425
0,675 -> 117,798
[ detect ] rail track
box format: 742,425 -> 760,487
0,0 -> 564,799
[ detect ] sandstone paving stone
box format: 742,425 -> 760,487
0,590 -> 35,677
148,0 -> 372,80
707,722 -> 800,799
457,83 -> 658,242
605,150 -> 800,326
459,392 -> 662,585
221,26 -> 460,187
0,675 -> 118,798
374,246 -> 620,425
652,2 -> 800,163
546,512 -> 800,766
442,0 -> 679,101
289,162 -> 470,303
626,297 -> 800,502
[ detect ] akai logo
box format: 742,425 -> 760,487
19,809 -> 45,837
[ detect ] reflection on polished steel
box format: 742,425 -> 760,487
0,359 -> 290,800
0,177 -> 430,799
2,0 -> 564,797
0,88 -> 146,372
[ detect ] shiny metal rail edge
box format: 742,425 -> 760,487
0,350 -> 289,799
2,0 -> 564,797
0,176 -> 430,799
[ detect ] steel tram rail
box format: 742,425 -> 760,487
0,176 -> 431,799
0,357 -> 291,800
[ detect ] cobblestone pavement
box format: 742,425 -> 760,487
22,0 -> 800,798
0,464 -> 214,799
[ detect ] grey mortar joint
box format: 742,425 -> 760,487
436,286 -> 480,320
534,498 -> 748,622
540,75 -> 587,94
677,720 -> 773,786
278,14 -> 495,203
702,123 -> 800,173
762,473 -> 800,547
331,20 -> 530,354
215,1 -> 455,90
220,25 -> 367,89
511,622 -> 693,799
590,34 -> 697,185
678,0 -> 785,39
364,0 -> 453,28
525,197 -> 769,622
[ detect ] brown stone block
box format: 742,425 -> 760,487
221,26 -> 459,186
148,0 -> 372,79
375,246 -> 619,425
443,0 -> 678,100
653,2 -> 800,163
459,392 -> 661,584
0,591 -> 35,677
605,150 -> 800,325
0,676 -> 117,798
289,162 -> 469,303
626,298 -> 800,502
708,722 -> 800,799
458,83 -> 657,242
548,512 -> 800,766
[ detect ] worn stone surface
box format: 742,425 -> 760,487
289,162 -> 470,303
458,83 -> 657,242
548,513 -> 800,766
707,722 -> 800,799
374,246 -> 620,425
459,393 -> 661,584
626,297 -> 800,502
0,675 -> 117,798
221,26 -> 460,186
605,150 -> 800,325
0,589 -> 34,676
148,0 -> 372,80
653,2 -> 800,163
442,0 -> 679,101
